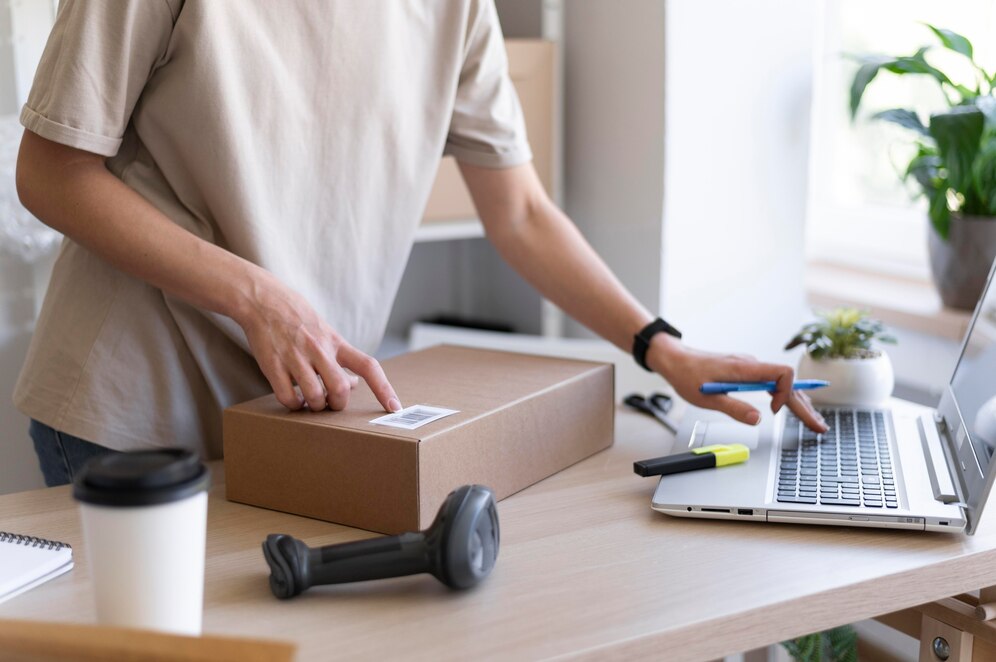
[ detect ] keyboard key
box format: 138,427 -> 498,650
820,497 -> 860,506
862,476 -> 880,484
777,496 -> 817,504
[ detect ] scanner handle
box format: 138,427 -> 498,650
308,532 -> 429,585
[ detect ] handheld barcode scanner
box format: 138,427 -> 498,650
262,484 -> 499,598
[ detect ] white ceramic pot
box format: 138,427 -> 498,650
797,352 -> 895,407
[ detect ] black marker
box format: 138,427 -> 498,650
633,444 -> 750,477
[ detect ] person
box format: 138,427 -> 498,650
14,0 -> 826,488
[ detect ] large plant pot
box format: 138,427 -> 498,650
797,352 -> 894,407
928,215 -> 996,311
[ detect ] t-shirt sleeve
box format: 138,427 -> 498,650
19,0 -> 178,158
443,0 -> 533,169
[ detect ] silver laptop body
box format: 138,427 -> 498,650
652,260 -> 996,534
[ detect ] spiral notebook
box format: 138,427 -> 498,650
0,532 -> 73,605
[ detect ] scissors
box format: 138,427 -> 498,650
623,392 -> 678,434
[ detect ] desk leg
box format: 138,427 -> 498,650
975,586 -> 996,621
919,614 -> 973,662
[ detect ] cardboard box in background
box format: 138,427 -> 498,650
223,345 -> 614,534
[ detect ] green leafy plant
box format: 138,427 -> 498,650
850,24 -> 996,240
785,308 -> 896,360
782,626 -> 858,662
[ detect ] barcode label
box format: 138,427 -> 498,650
369,405 -> 459,430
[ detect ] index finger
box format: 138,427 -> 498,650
730,360 -> 795,412
788,391 -> 828,433
337,344 -> 402,412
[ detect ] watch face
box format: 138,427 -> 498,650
642,318 -> 681,340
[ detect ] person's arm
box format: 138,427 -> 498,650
16,129 -> 401,414
459,160 -> 827,432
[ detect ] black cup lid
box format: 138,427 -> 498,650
73,449 -> 211,507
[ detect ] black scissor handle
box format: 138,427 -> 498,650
648,392 -> 673,414
624,394 -> 655,415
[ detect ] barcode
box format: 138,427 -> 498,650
392,409 -> 436,424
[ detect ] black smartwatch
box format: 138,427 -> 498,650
633,317 -> 682,372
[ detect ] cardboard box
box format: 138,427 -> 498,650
223,345 -> 614,534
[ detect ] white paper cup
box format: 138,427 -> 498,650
74,450 -> 211,635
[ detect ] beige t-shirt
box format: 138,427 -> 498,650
15,0 -> 531,458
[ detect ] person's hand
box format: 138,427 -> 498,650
646,334 -> 827,433
234,271 -> 402,413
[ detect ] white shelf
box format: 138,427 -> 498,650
413,219 -> 485,243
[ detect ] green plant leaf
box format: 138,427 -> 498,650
976,96 -> 996,129
850,48 -> 958,119
785,333 -> 807,351
782,627 -> 858,662
850,60 -> 886,119
905,148 -> 942,191
928,187 -> 951,239
787,310 -> 896,360
882,47 -> 953,87
847,26 -> 996,235
930,106 -> 985,197
972,136 -> 996,215
925,24 -> 974,60
872,108 -> 929,136
827,626 -> 859,662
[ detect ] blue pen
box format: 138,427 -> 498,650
699,380 -> 830,394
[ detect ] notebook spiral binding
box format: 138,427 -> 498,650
0,531 -> 70,551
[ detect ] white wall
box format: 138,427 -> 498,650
662,0 -> 817,361
561,1 -> 667,338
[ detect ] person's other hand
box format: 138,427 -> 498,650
646,334 -> 827,433
235,272 -> 402,413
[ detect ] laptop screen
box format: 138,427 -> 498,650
950,269 -> 996,476
944,259 -> 996,534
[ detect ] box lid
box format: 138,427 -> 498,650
226,345 -> 609,442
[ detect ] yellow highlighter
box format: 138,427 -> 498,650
633,444 -> 750,477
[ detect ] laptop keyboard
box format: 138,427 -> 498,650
777,409 -> 898,508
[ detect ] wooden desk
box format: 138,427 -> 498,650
3,407 -> 996,661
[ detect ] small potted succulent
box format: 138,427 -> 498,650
785,308 -> 897,406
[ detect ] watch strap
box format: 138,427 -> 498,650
633,317 -> 682,372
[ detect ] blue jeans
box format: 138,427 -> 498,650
29,419 -> 118,487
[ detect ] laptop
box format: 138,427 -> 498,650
652,259 -> 996,534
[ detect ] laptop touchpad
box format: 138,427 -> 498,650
692,421 -> 761,450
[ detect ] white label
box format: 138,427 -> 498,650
369,405 -> 459,430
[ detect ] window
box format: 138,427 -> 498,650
806,0 -> 996,279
